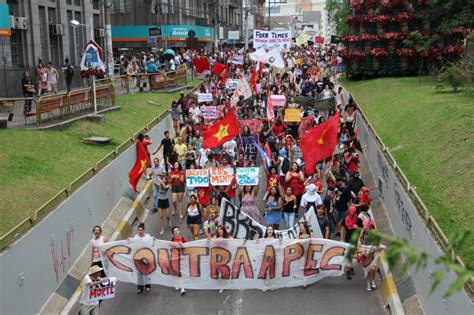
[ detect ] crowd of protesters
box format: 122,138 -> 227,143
81,43 -> 380,314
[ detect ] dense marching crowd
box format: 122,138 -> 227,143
81,44 -> 380,314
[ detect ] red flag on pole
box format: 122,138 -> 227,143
300,112 -> 340,175
202,108 -> 240,148
129,141 -> 151,192
212,62 -> 227,77
249,68 -> 257,93
192,57 -> 209,74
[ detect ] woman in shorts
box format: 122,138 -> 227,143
157,176 -> 171,235
169,161 -> 185,219
181,193 -> 203,240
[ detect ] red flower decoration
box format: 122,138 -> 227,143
343,35 -> 360,42
370,15 -> 392,24
370,48 -> 390,58
350,0 -> 364,11
396,48 -> 417,58
443,45 -> 465,55
381,0 -> 402,9
394,12 -> 415,22
422,48 -> 442,58
450,28 -> 470,37
382,32 -> 403,40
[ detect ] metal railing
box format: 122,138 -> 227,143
0,80 -> 200,252
353,97 -> 473,297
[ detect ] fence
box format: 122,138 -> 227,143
0,81 -> 199,252
354,99 -> 473,313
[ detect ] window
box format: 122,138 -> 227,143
67,10 -> 76,65
113,0 -> 125,13
74,11 -> 83,62
92,0 -> 100,10
39,6 -> 49,62
48,7 -> 60,65
67,0 -> 72,4
74,0 -> 81,6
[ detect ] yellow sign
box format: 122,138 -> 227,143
284,109 -> 301,122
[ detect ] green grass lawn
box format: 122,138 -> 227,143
343,76 -> 474,267
0,88 -> 193,236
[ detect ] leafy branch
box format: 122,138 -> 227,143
347,229 -> 473,298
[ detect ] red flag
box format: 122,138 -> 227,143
266,95 -> 275,121
128,141 -> 151,192
192,57 -> 209,74
212,62 -> 227,77
249,68 -> 257,93
202,108 -> 240,148
300,112 -> 340,175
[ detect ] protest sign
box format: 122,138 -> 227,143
98,236 -> 383,290
225,79 -> 239,90
270,95 -> 287,107
232,55 -> 243,65
86,277 -> 117,303
236,167 -> 259,185
200,106 -> 219,119
186,169 -> 209,187
238,120 -> 261,135
219,198 -> 322,239
197,93 -> 213,103
284,108 -> 301,122
230,78 -> 253,106
238,135 -> 258,162
210,167 -> 234,186
253,30 -> 292,51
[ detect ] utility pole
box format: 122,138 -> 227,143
268,0 -> 271,30
103,1 -> 114,77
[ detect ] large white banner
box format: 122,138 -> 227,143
253,30 -> 292,51
99,238 -> 382,290
219,198 -> 323,239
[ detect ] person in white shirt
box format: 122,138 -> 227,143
90,226 -> 107,274
300,184 -> 322,213
223,139 -> 237,160
188,103 -> 201,124
79,265 -> 109,315
130,223 -> 154,293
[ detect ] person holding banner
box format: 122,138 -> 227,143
90,226 -> 107,276
131,223 -> 154,293
79,265 -> 109,315
264,187 -> 284,230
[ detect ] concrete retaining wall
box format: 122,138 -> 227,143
0,115 -> 173,315
356,112 -> 473,314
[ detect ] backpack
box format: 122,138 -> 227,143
66,65 -> 74,78
281,157 -> 290,174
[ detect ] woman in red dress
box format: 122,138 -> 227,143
285,162 -> 305,216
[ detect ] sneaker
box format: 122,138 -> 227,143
371,281 -> 377,289
180,288 -> 186,296
346,272 -> 352,280
367,284 -> 372,291
350,269 -> 355,276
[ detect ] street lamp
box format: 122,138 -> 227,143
69,18 -> 94,41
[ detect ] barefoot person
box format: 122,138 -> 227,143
169,161 -> 185,218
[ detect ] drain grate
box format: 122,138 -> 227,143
396,275 -> 416,303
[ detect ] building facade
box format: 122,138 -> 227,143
110,0 -> 244,50
0,0 -> 110,97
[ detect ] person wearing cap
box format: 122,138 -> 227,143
341,206 -> 362,280
79,265 -> 109,315
300,183 -> 322,214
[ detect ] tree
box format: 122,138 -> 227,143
426,0 -> 474,32
326,0 -> 351,38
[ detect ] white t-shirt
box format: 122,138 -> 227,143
199,148 -> 209,167
90,236 -> 105,263
189,107 -> 201,124
133,233 -> 152,241
223,140 -> 237,158
300,192 -> 322,209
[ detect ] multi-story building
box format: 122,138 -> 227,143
110,0 -> 244,51
0,0 -> 109,97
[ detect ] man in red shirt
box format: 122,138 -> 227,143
344,147 -> 359,177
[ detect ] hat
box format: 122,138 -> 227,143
88,265 -> 103,275
348,206 -> 357,214
306,184 -> 317,195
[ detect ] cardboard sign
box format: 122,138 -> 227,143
186,169 -> 209,187
200,106 -> 219,119
210,167 -> 234,186
225,79 -> 239,90
270,95 -> 287,107
284,108 -> 301,122
232,55 -> 244,65
236,167 -> 259,186
86,277 -> 117,303
238,135 -> 258,162
230,79 -> 253,106
197,93 -> 213,103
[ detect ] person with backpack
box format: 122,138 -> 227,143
62,58 -> 74,93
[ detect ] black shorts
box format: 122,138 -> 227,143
187,215 -> 202,225
158,199 -> 170,209
171,183 -> 185,193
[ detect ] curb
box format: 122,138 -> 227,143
379,252 -> 405,315
54,181 -> 152,315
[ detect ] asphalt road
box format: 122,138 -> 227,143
100,204 -> 386,315
99,129 -> 386,315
